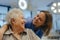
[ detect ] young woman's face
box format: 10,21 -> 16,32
33,12 -> 46,27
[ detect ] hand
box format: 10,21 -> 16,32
0,24 -> 8,40
0,28 -> 4,40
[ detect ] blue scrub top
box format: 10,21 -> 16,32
25,20 -> 43,38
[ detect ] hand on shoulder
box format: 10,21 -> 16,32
0,24 -> 7,34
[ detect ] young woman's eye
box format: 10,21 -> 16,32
37,15 -> 39,17
39,18 -> 42,21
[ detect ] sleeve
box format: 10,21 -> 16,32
36,29 -> 43,38
25,18 -> 32,28
27,29 -> 41,40
25,21 -> 31,28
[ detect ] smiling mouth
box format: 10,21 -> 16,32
34,21 -> 37,24
22,22 -> 25,25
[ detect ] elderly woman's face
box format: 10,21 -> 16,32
16,15 -> 25,27
33,12 -> 46,27
13,14 -> 25,32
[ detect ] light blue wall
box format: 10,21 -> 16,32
52,14 -> 60,31
0,6 -> 8,27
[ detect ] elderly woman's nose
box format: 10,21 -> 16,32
23,19 -> 26,23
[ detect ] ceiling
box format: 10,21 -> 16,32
0,0 -> 55,10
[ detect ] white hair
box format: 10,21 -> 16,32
5,8 -> 23,24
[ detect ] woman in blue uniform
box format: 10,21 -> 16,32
25,10 -> 52,38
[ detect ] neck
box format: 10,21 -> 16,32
11,25 -> 20,34
11,25 -> 25,34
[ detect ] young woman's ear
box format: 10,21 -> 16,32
11,18 -> 15,24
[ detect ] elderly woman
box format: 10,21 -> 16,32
0,8 -> 40,40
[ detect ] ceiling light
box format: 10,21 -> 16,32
19,0 -> 27,10
58,9 -> 60,13
51,6 -> 55,10
58,2 -> 60,6
52,3 -> 56,7
53,9 -> 57,13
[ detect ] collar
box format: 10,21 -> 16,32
4,27 -> 27,35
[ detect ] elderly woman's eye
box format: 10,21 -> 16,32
22,17 -> 25,19
22,18 -> 24,19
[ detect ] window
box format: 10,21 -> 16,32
23,10 -> 31,18
0,6 -> 9,27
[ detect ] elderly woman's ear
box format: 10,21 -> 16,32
11,18 -> 15,25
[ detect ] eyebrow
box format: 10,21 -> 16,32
38,15 -> 43,21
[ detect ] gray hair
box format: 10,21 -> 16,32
5,8 -> 23,24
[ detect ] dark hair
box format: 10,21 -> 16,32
40,10 -> 52,36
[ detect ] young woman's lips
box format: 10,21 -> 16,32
34,21 -> 37,24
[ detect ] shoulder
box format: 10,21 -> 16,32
25,28 -> 35,35
25,20 -> 32,28
35,29 -> 44,38
0,24 -> 8,40
0,24 -> 8,34
25,29 -> 41,40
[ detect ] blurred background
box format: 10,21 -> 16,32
0,0 -> 60,40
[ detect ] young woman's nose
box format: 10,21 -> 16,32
35,17 -> 39,21
36,17 -> 39,20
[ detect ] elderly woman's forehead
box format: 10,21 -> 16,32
17,14 -> 24,18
